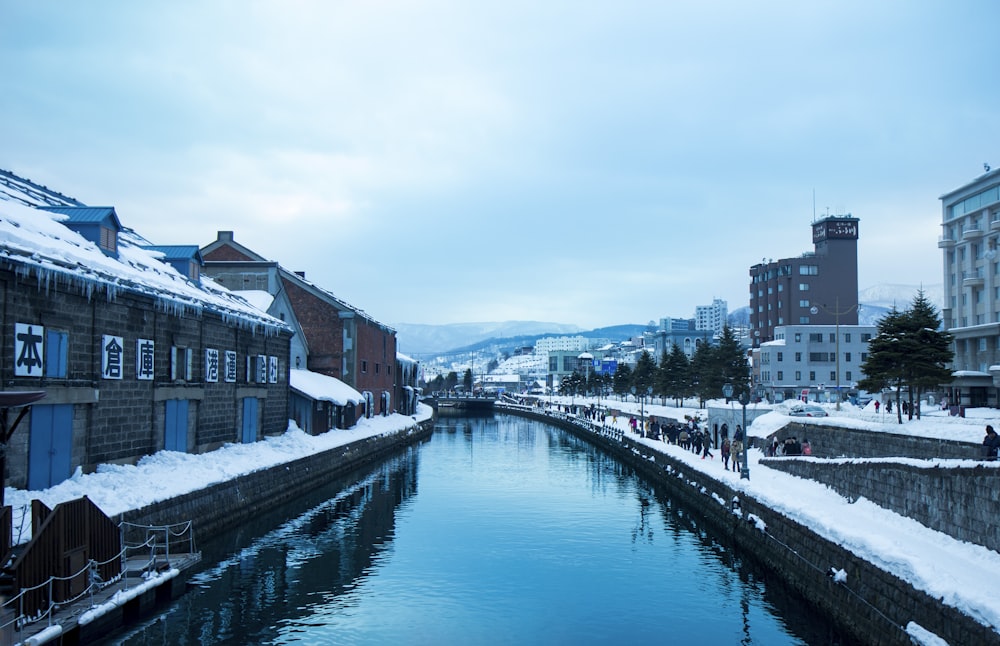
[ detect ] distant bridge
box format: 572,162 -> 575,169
422,393 -> 499,411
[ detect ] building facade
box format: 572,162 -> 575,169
938,167 -> 1000,406
755,324 -> 876,403
0,200 -> 291,491
201,231 -> 399,417
695,299 -> 728,335
749,215 -> 860,348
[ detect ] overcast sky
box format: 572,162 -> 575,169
2,2 -> 997,329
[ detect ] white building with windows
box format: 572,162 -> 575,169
695,298 -> 728,335
535,335 -> 589,355
755,324 -> 876,403
939,166 -> 1000,407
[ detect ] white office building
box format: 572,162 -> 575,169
755,324 -> 876,403
695,299 -> 728,335
939,166 -> 1000,407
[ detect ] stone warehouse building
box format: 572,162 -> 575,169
200,231 -> 405,418
0,199 -> 292,491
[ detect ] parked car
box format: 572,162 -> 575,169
788,404 -> 829,417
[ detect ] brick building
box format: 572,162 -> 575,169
200,231 -> 402,418
0,199 -> 292,491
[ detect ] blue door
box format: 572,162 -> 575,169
165,399 -> 189,452
241,397 -> 258,444
28,404 -> 73,490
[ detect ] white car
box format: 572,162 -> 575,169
788,404 -> 829,417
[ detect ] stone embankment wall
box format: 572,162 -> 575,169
762,458 -> 1000,553
120,420 -> 434,538
776,421 -> 981,460
503,406 -> 998,646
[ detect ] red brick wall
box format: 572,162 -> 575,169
355,319 -> 397,414
281,279 -> 346,380
202,245 -> 256,262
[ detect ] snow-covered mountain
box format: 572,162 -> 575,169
394,321 -> 583,355
399,284 -> 944,358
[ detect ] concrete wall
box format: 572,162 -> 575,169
774,421 -> 982,460
505,406 -> 997,646
762,458 -> 1000,553
121,421 -> 433,540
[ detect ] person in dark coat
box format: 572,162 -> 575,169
983,425 -> 1000,461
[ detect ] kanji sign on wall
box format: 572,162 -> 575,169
136,338 -> 155,380
102,335 -> 124,380
14,322 -> 44,377
205,348 -> 220,383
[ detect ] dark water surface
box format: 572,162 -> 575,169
103,413 -> 846,645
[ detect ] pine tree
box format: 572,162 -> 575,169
632,350 -> 657,401
858,292 -> 953,423
612,363 -> 633,401
714,324 -> 751,399
658,342 -> 691,407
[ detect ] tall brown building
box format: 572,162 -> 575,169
749,215 -> 859,348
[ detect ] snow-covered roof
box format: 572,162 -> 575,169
289,369 -> 364,405
952,370 -> 991,378
0,200 -> 288,334
234,290 -> 275,313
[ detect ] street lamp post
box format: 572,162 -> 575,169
723,382 -> 756,480
811,297 -> 858,411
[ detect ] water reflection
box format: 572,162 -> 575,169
103,415 -> 853,645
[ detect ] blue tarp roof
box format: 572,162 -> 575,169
143,245 -> 204,263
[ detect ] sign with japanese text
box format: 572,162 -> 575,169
102,335 -> 124,380
205,348 -> 219,383
224,350 -> 237,383
136,338 -> 155,380
14,322 -> 44,377
268,356 -> 278,384
257,355 -> 267,384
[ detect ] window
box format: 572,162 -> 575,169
799,300 -> 810,307
809,371 -> 816,381
375,363 -> 381,374
776,352 -> 783,362
846,371 -> 852,381
830,371 -> 836,381
99,226 -> 117,254
795,352 -> 801,361
799,317 -> 810,324
809,333 -> 823,342
778,284 -> 784,292
845,352 -> 852,362
845,333 -> 851,343
171,346 -> 193,381
861,353 -> 869,362
776,371 -> 783,381
795,371 -> 801,380
46,330 -> 69,378
798,283 -> 810,291
794,333 -> 801,342
362,360 -> 368,373
809,352 -> 830,362
861,333 -> 872,342
829,333 -> 836,343
979,338 -> 988,351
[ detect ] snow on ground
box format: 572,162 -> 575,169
6,396 -> 999,638
547,394 -> 1000,637
4,405 -> 434,544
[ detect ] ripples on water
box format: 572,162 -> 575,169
102,413 -> 849,645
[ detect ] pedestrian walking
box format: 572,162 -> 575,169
874,400 -> 880,414
721,438 -> 731,470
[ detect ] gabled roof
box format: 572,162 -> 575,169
143,245 -> 204,263
0,200 -> 289,335
38,205 -> 122,230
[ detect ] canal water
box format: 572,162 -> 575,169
102,413 -> 850,645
